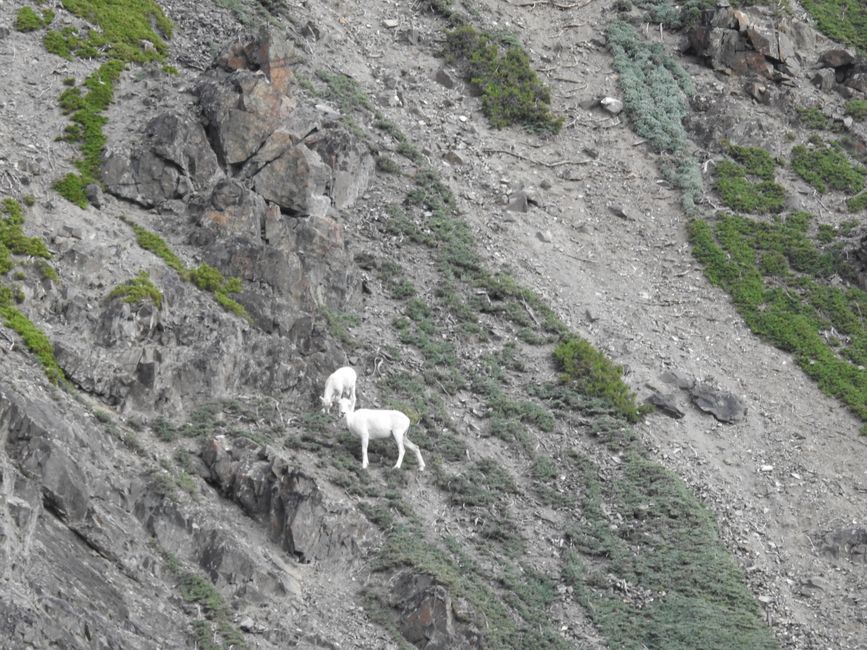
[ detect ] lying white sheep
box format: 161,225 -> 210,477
337,397 -> 425,470
320,366 -> 357,413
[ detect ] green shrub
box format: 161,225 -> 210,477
791,142 -> 865,194
123,219 -> 186,275
713,145 -> 786,214
800,0 -> 867,53
15,7 -> 46,32
109,271 -> 163,307
0,300 -> 66,384
553,335 -> 643,422
847,192 -> 867,212
690,214 -> 867,428
606,20 -> 701,211
797,106 -> 834,130
846,99 -> 867,121
443,25 -> 562,133
1,199 -> 51,275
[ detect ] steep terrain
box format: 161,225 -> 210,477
1,0 -> 866,649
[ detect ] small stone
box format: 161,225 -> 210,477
760,465 -> 774,473
434,68 -> 456,89
382,19 -> 399,28
239,617 -> 255,632
540,179 -> 552,190
600,96 -> 623,115
537,230 -> 553,243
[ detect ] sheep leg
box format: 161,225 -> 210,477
361,432 -> 370,469
393,434 -> 406,469
403,438 -> 425,471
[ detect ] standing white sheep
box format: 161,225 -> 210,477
337,397 -> 425,470
320,366 -> 357,413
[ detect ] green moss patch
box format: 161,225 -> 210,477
109,271 -> 163,308
561,452 -> 777,650
797,106 -> 835,131
690,213 -> 867,429
121,218 -> 250,322
846,99 -> 867,121
1,199 -> 51,275
791,141 -> 866,195
15,6 -> 53,32
55,60 -> 125,207
800,0 -> 867,53
43,1 -> 172,207
713,144 -> 786,214
443,25 -> 562,133
553,335 -> 645,422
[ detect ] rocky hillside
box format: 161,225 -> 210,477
1,0 -> 866,649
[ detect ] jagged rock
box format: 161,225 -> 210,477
306,127 -> 375,210
745,80 -> 771,104
812,68 -> 837,91
217,28 -> 301,94
102,113 -> 223,207
645,391 -> 685,419
389,570 -> 482,649
688,382 -> 747,423
84,183 -> 103,208
193,178 -> 269,242
201,435 -> 372,562
252,143 -> 331,216
819,48 -> 856,68
660,369 -> 696,390
845,71 -> 867,92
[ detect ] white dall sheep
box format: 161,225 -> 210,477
337,397 -> 425,470
320,366 -> 357,413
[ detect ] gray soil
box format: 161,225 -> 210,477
1,0 -> 866,648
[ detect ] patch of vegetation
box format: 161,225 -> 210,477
561,451 -> 777,650
122,218 -> 186,275
47,0 -> 171,63
189,264 -> 250,322
434,458 -> 518,507
1,199 -> 51,275
15,6 -> 53,32
690,213 -> 867,429
847,191 -> 867,212
151,397 -> 284,443
0,199 -> 64,384
797,106 -> 835,131
44,0 -> 171,206
316,70 -> 372,114
800,0 -> 867,53
553,335 -> 645,423
54,60 -> 125,207
0,297 -> 66,384
161,550 -> 247,649
321,307 -> 359,346
713,143 -> 786,214
443,25 -> 562,133
121,219 -> 250,321
376,155 -> 402,174
370,525 -> 568,649
607,20 -> 701,211
846,99 -> 867,121
791,141 -> 866,195
108,271 -> 163,308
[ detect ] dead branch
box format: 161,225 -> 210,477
482,148 -> 593,167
